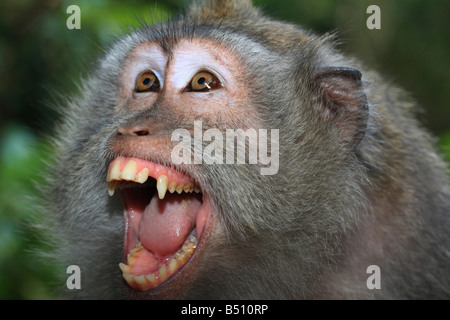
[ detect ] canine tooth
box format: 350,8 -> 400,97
121,160 -> 137,181
169,259 -> 178,275
107,181 -> 116,196
119,262 -> 130,274
175,184 -> 184,194
168,181 -> 176,193
159,265 -> 168,282
157,175 -> 168,199
135,168 -> 149,184
108,159 -> 121,181
145,274 -> 157,286
194,186 -> 201,193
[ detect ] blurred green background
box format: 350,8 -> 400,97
0,0 -> 449,299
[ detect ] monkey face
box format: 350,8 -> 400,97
51,13 -> 376,297
51,17 -> 373,298
101,37 -> 267,298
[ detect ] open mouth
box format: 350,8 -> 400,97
107,156 -> 210,291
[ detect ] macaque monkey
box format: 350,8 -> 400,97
46,0 -> 450,299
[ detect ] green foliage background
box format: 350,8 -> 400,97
0,0 -> 449,299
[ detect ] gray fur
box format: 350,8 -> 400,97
45,0 -> 450,299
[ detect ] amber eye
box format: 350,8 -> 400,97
187,71 -> 221,92
135,71 -> 160,93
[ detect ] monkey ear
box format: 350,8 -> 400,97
313,67 -> 369,150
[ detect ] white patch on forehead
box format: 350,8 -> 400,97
167,41 -> 234,90
123,43 -> 167,93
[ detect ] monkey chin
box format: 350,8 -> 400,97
106,156 -> 214,296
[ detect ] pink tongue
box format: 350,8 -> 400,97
139,193 -> 201,256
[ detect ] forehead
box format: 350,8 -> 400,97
125,37 -> 241,68
115,21 -> 275,79
120,37 -> 245,92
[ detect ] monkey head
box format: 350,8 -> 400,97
47,0 -> 450,300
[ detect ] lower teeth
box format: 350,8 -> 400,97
120,233 -> 198,291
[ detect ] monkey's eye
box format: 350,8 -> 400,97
186,71 -> 221,92
135,71 -> 161,93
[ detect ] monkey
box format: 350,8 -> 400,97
44,0 -> 450,299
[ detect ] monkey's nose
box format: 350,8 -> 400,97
117,126 -> 150,136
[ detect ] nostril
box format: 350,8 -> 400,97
134,130 -> 150,136
117,127 -> 150,137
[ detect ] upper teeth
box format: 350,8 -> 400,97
157,175 -> 168,199
106,158 -> 201,198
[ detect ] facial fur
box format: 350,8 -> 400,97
45,0 -> 450,299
